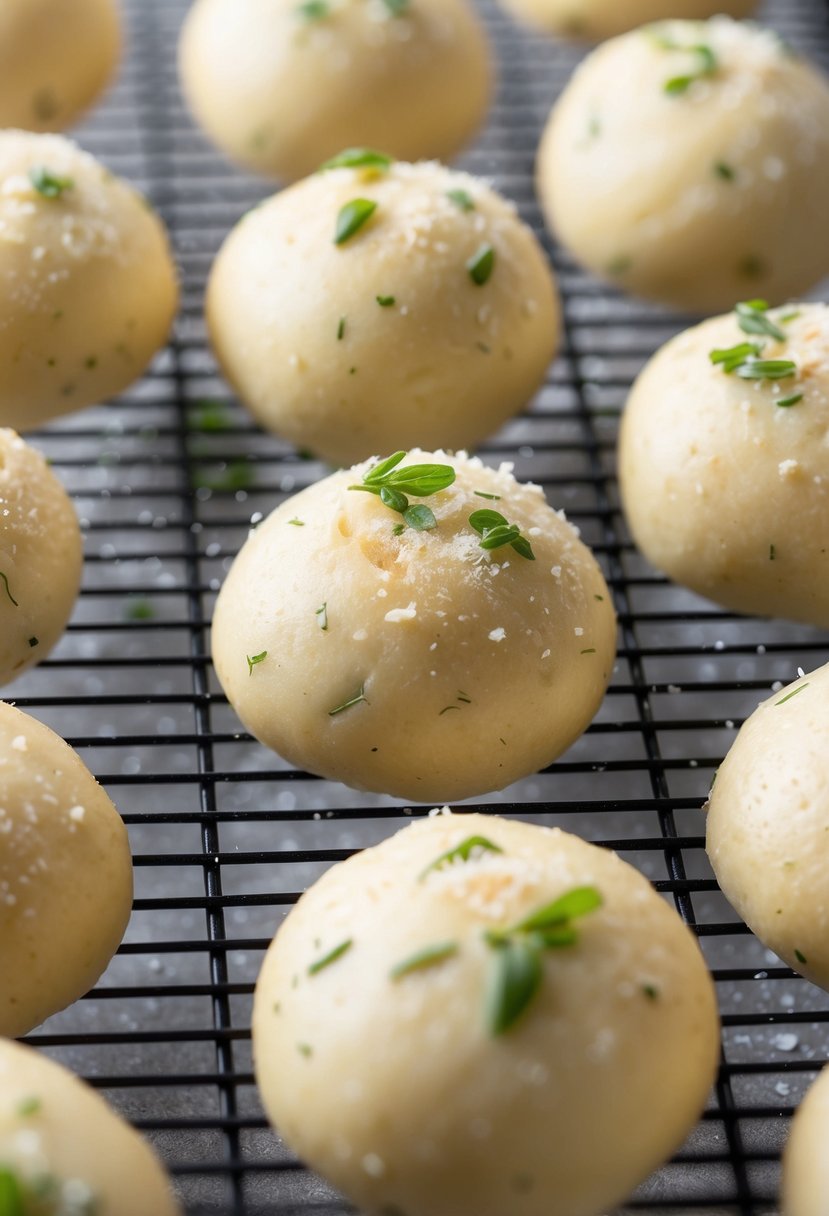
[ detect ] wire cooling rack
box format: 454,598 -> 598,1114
11,0 -> 829,1212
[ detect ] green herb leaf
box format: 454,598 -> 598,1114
320,148 -> 393,172
0,1169 -> 24,1215
381,0 -> 410,12
334,198 -> 378,245
329,683 -> 368,715
735,300 -> 786,342
662,43 -> 718,95
288,517 -> 305,526
513,886 -> 603,933
468,508 -> 536,561
390,941 -> 458,979
447,188 -> 475,212
709,341 -> 763,372
316,602 -> 328,631
364,450 -> 406,483
380,485 -> 409,513
795,948 -> 808,964
28,636 -> 39,648
29,166 -> 74,199
383,463 -> 456,496
776,683 -> 809,706
777,392 -> 803,408
714,161 -> 735,181
295,0 -> 329,20
16,1097 -> 41,1117
735,359 -> 797,381
0,572 -> 19,607
403,504 -> 437,531
642,983 -> 660,1000
376,295 -> 396,307
297,1042 -> 313,1057
309,938 -> 353,975
486,937 -> 543,1036
467,243 -> 495,286
337,316 -> 346,340
420,834 -> 503,879
246,651 -> 268,675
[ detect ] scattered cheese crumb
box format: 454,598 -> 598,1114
488,627 -> 506,642
11,736 -> 27,752
69,805 -> 86,822
385,602 -> 417,623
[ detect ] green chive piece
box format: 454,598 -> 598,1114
474,490 -> 501,500
16,1097 -> 41,1117
420,834 -> 503,880
329,683 -> 368,716
376,295 -> 396,307
512,886 -> 603,933
467,243 -> 495,286
777,392 -> 803,408
795,948 -> 808,964
714,161 -> 735,181
446,188 -> 475,212
642,983 -> 660,1000
337,316 -> 346,340
29,166 -> 74,199
709,341 -> 764,373
297,1043 -> 313,1057
246,651 -> 268,675
316,602 -> 328,631
486,937 -> 543,1036
776,683 -> 809,706
769,544 -> 776,561
0,1168 -> 24,1215
288,517 -> 305,526
735,300 -> 786,342
334,198 -> 378,245
319,148 -> 393,173
295,0 -> 329,20
0,572 -> 18,607
662,43 -> 718,95
390,941 -> 458,980
309,938 -> 353,975
735,359 -> 797,381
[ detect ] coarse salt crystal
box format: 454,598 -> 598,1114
11,736 -> 27,752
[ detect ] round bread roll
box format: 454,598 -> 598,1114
179,0 -> 492,183
212,451 -> 616,802
0,130 -> 178,431
783,1065 -> 829,1216
0,0 -> 120,132
0,1039 -> 181,1215
619,302 -> 829,626
0,702 -> 133,1036
537,18 -> 829,312
253,812 -> 720,1216
0,429 -> 82,687
499,0 -> 756,41
207,159 -> 559,465
706,663 -> 829,991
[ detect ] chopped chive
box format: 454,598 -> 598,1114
329,683 -> 368,716
662,43 -> 718,95
738,254 -> 765,279
337,316 -> 346,340
474,490 -> 501,500
446,188 -> 475,212
642,983 -> 660,1001
288,517 -> 305,526
776,683 -> 809,706
580,648 -> 596,654
0,572 -> 18,607
777,392 -> 803,408
736,300 -> 786,342
780,309 -> 801,324
295,0 -> 329,20
16,1097 -> 41,1117
439,705 -> 460,715
316,602 -> 328,631
769,544 -> 776,561
607,254 -> 631,276
735,359 -> 797,381
376,295 -> 396,307
714,161 -> 735,181
466,243 -> 495,286
125,597 -> 154,622
381,0 -> 410,12
334,198 -> 378,245
390,941 -> 458,979
794,948 -> 808,965
309,938 -> 353,975
319,148 -> 393,173
297,1043 -> 313,1057
486,936 -> 542,1036
29,166 -> 74,199
246,651 -> 268,675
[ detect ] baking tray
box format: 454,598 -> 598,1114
14,0 -> 829,1212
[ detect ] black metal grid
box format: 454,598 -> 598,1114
11,1 -> 829,1212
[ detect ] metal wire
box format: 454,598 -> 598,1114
12,0 -> 829,1212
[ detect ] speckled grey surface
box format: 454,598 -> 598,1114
7,0 -> 829,1212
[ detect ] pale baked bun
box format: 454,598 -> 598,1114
500,0 -> 756,41
211,451 -> 616,802
253,812 -> 720,1216
179,0 -> 492,182
207,158 -> 559,465
0,429 -> 82,687
0,702 -> 133,1036
619,302 -> 829,627
0,130 -> 178,431
0,1038 -> 181,1215
537,18 -> 829,311
0,0 -> 121,131
706,663 -> 829,992
783,1064 -> 829,1216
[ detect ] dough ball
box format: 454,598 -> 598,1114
179,0 -> 492,182
0,1039 -> 181,1215
783,1065 -> 829,1216
253,812 -> 720,1216
706,663 -> 829,991
207,159 -> 559,465
0,429 -> 82,687
500,0 -> 755,41
0,0 -> 120,131
619,303 -> 829,627
537,18 -> 829,312
0,130 -> 179,431
0,702 -> 133,1036
212,451 -> 616,802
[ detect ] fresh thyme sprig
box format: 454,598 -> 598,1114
469,509 -> 535,561
348,450 -> 455,533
